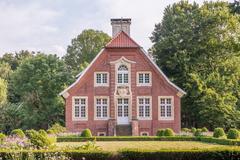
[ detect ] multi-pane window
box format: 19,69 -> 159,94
73,97 -> 87,119
117,65 -> 128,84
159,97 -> 173,119
95,73 -> 108,86
95,98 -> 108,119
138,97 -> 151,119
117,98 -> 129,117
137,72 -> 151,86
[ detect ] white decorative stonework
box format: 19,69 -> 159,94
117,86 -> 130,97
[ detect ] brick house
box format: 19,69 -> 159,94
60,18 -> 186,136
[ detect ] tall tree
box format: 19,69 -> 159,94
151,1 -> 240,129
63,29 -> 111,74
0,78 -> 7,106
11,53 -> 73,129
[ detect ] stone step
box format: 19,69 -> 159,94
116,124 -> 132,136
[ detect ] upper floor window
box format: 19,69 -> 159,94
95,97 -> 109,120
137,72 -> 152,86
137,96 -> 152,120
72,97 -> 88,120
159,96 -> 174,120
94,72 -> 109,87
117,65 -> 128,84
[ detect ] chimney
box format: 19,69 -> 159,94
111,18 -> 131,37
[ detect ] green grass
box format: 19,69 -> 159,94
56,141 -> 240,152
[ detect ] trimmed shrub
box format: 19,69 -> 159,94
47,123 -> 66,134
11,129 -> 25,138
39,129 -> 48,136
191,127 -> 196,133
26,129 -> 56,148
164,128 -> 175,136
81,129 -> 92,137
156,129 -> 165,137
0,133 -> 6,143
227,128 -> 240,139
194,129 -> 203,137
202,127 -> 208,132
181,128 -> 190,132
213,128 -> 225,138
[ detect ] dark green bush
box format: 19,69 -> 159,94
213,128 -> 225,138
202,127 -> 208,132
81,129 -> 92,137
194,129 -> 203,137
164,128 -> 175,136
11,129 -> 25,138
227,128 -> 240,139
156,129 -> 165,136
0,133 -> 6,143
191,127 -> 197,133
47,123 -> 66,134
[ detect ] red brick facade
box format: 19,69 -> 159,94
60,29 -> 185,136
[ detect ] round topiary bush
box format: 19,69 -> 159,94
156,129 -> 165,137
227,128 -> 240,139
191,127 -> 197,133
213,128 -> 225,138
164,128 -> 175,136
182,128 -> 190,133
194,129 -> 203,137
11,129 -> 25,138
81,128 -> 92,137
202,127 -> 208,132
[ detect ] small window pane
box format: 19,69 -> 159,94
145,74 -> 150,83
102,74 -> 107,83
160,105 -> 165,117
139,74 -> 144,83
96,74 -> 101,83
124,74 -> 128,83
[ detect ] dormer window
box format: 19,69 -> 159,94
117,65 -> 129,84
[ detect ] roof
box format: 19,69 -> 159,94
60,32 -> 186,97
105,31 -> 140,48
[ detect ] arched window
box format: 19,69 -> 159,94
117,65 -> 128,84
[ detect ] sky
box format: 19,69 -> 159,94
0,0 -> 230,57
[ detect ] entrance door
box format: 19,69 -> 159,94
117,98 -> 129,124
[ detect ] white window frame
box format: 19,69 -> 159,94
97,132 -> 106,136
140,132 -> 149,136
117,64 -> 129,85
94,72 -> 109,87
137,96 -> 152,120
158,96 -> 174,120
94,96 -> 110,120
72,96 -> 88,121
137,72 -> 152,86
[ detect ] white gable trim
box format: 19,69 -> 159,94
140,48 -> 186,96
59,49 -> 104,96
110,56 -> 136,64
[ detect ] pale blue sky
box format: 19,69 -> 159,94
0,0 -> 230,57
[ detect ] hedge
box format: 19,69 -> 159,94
0,149 -> 240,160
57,136 -> 197,142
57,136 -> 240,146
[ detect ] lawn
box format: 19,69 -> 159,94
56,141 -> 240,151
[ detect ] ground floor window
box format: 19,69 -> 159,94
140,132 -> 149,136
137,96 -> 152,120
159,96 -> 174,120
95,97 -> 109,120
73,97 -> 87,120
97,132 -> 106,136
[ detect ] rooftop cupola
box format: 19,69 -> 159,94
111,18 -> 131,37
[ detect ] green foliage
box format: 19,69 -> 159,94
78,140 -> 102,151
213,128 -> 225,138
191,127 -> 197,133
156,129 -> 165,136
194,129 -> 203,137
39,129 -> 48,136
202,127 -> 208,132
0,133 -> 6,143
181,128 -> 190,133
11,54 -> 73,129
11,129 -> 25,138
227,128 -> 240,139
151,0 -> 240,129
63,29 -> 111,74
81,129 -> 92,137
47,123 -> 66,134
164,128 -> 175,136
0,78 -> 7,106
25,129 -> 56,148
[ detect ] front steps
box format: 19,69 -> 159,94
116,124 -> 132,136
